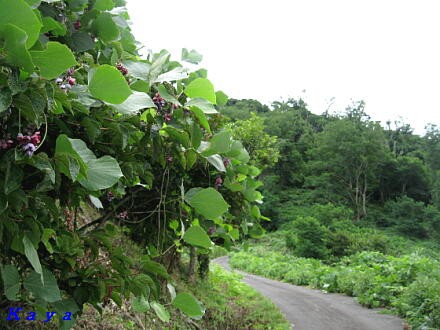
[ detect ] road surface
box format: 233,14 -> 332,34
214,256 -> 405,330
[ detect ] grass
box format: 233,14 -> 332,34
71,261 -> 291,330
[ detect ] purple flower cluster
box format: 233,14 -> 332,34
117,211 -> 129,220
116,63 -> 128,75
0,137 -> 14,150
17,131 -> 41,157
55,68 -> 76,91
215,175 -> 223,190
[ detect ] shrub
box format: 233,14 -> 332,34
290,216 -> 329,259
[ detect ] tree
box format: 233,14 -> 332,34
229,113 -> 279,169
309,118 -> 388,220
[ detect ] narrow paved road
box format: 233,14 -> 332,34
214,256 -> 405,330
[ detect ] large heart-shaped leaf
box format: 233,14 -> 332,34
185,78 -> 216,104
30,42 -> 77,79
186,98 -> 217,114
1,24 -> 34,72
89,65 -> 132,104
185,188 -> 229,219
93,12 -> 119,42
24,269 -> 61,303
79,156 -> 123,191
0,0 -> 42,48
109,91 -> 155,114
172,292 -> 205,319
183,226 -> 212,249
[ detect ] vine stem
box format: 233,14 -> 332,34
35,112 -> 48,152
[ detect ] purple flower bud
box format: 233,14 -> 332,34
55,78 -> 63,84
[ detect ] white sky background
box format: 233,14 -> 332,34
126,0 -> 440,135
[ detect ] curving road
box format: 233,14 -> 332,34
214,256 -> 405,330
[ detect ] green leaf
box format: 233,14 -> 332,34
24,269 -> 61,303
23,235 -> 43,281
89,65 -> 132,104
181,48 -> 203,64
172,293 -> 205,319
0,0 -> 42,48
4,162 -> 23,195
93,12 -> 119,42
30,42 -> 77,79
41,16 -> 67,36
183,226 -> 212,249
155,67 -> 188,83
216,91 -> 228,106
94,0 -> 115,11
151,301 -> 170,323
0,88 -> 12,113
186,149 -> 198,170
71,32 -> 95,52
141,257 -> 170,279
132,296 -> 150,313
29,153 -> 55,184
185,188 -> 229,220
79,156 -> 123,191
202,131 -> 232,156
89,195 -> 103,209
41,228 -> 55,254
122,60 -> 150,80
189,106 -> 211,133
185,78 -> 216,104
167,283 -> 176,300
1,24 -> 34,72
251,205 -> 261,218
157,84 -> 180,105
109,91 -> 155,114
205,154 -> 226,172
160,126 -> 190,148
1,264 -> 20,301
186,98 -> 217,114
0,195 -> 8,215
55,134 -> 88,180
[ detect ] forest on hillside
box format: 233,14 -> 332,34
221,98 -> 440,236
221,98 -> 440,329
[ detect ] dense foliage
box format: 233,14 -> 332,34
0,0 -> 267,328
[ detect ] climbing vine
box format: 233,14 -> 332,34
0,0 -> 265,328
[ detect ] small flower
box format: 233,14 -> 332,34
164,113 -> 172,122
55,77 -> 63,84
67,77 -> 76,86
215,175 -> 223,190
223,158 -> 231,168
166,155 -> 173,164
117,211 -> 129,220
73,21 -> 81,30
107,191 -> 114,202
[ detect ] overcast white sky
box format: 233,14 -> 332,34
126,0 -> 440,135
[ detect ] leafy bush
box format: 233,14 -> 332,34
289,216 -> 329,259
382,196 -> 440,238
